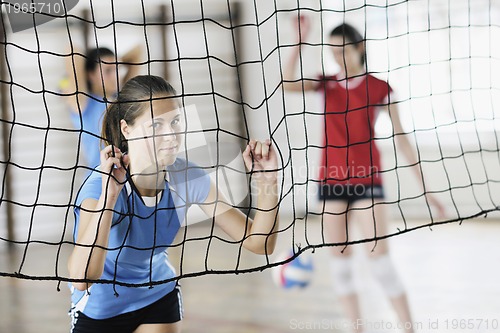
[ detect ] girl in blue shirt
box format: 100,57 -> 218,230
67,75 -> 280,333
62,46 -> 142,171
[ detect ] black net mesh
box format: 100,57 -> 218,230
0,0 -> 499,288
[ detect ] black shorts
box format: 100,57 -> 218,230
318,183 -> 385,203
71,286 -> 183,333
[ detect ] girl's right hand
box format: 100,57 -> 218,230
100,145 -> 129,201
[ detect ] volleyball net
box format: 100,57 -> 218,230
0,0 -> 499,287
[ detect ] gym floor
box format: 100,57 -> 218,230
1,216 -> 499,333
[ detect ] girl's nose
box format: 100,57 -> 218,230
161,126 -> 177,141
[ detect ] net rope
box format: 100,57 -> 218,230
0,0 -> 499,289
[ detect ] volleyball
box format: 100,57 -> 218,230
271,249 -> 314,289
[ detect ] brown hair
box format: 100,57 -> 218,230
102,75 -> 178,152
85,47 -> 115,93
330,23 -> 366,66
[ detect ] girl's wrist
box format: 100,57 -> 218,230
100,191 -> 119,209
254,174 -> 277,186
256,178 -> 277,186
254,178 -> 278,197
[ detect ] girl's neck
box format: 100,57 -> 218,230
338,66 -> 365,80
129,166 -> 166,197
90,85 -> 103,98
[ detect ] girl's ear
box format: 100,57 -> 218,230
120,119 -> 129,139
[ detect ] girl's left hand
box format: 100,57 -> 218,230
243,139 -> 278,184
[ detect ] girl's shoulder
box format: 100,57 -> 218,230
167,157 -> 204,174
75,168 -> 103,207
168,158 -> 207,180
167,158 -> 211,203
366,74 -> 391,87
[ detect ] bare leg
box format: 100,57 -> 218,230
351,199 -> 414,333
133,322 -> 182,333
323,200 -> 362,333
390,294 -> 414,333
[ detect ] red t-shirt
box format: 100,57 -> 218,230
316,74 -> 392,185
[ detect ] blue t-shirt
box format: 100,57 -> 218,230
70,158 -> 211,319
70,95 -> 106,172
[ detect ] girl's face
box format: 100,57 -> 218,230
329,35 -> 363,72
88,56 -> 118,96
122,95 -> 184,176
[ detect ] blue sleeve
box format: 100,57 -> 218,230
75,171 -> 102,207
169,159 -> 211,205
73,171 -> 102,241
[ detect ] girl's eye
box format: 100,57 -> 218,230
171,118 -> 180,126
151,122 -> 162,130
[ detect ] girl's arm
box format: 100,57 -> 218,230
199,140 -> 280,255
283,16 -> 316,92
120,45 -> 143,86
62,47 -> 88,114
68,196 -> 115,291
387,103 -> 446,217
67,146 -> 129,291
